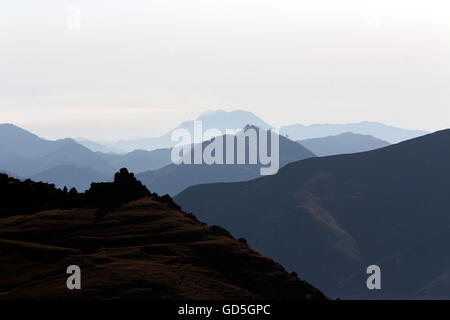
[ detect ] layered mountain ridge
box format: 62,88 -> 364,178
137,126 -> 316,196
298,132 -> 390,157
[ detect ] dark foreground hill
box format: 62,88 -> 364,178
175,129 -> 450,299
0,170 -> 324,300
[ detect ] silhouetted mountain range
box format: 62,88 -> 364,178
175,129 -> 450,299
137,126 -> 316,196
298,132 -> 390,157
0,170 -> 325,300
1,110 -> 427,193
281,121 -> 427,143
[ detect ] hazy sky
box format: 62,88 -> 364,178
1,0 -> 449,140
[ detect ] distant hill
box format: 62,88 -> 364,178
0,124 -> 179,191
98,148 -> 172,173
0,124 -> 115,177
137,127 -> 315,196
280,121 -> 428,143
298,132 -> 390,157
0,170 -> 325,300
75,138 -> 125,154
175,129 -> 450,299
0,123 -> 69,158
108,110 -> 272,152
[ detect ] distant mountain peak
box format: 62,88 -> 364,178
197,109 -> 253,118
55,137 -> 79,145
243,124 -> 261,131
194,109 -> 272,129
197,109 -> 227,118
0,123 -> 20,128
0,123 -> 39,138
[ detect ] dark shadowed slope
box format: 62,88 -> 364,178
0,171 -> 325,300
0,169 -> 150,219
175,129 -> 450,299
298,132 -> 390,157
0,173 -> 72,218
137,127 -> 315,196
